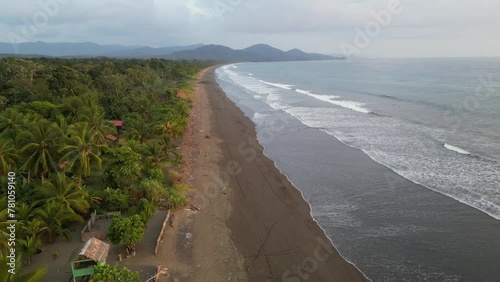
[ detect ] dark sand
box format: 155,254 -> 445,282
165,67 -> 368,281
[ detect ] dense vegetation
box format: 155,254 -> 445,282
0,57 -> 212,275
107,215 -> 144,256
90,262 -> 140,282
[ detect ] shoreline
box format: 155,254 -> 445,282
215,62 -> 500,281
179,66 -> 368,281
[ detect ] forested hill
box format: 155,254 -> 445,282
0,42 -> 342,62
0,57 -> 214,277
168,44 -> 341,62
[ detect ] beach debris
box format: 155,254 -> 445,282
157,199 -> 169,210
160,267 -> 168,275
169,214 -> 175,228
144,266 -> 168,282
205,135 -> 211,139
191,206 -> 200,211
199,130 -> 205,133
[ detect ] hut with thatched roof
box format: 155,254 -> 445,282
71,237 -> 110,282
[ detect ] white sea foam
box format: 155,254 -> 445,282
228,73 -> 371,114
283,106 -> 500,219
221,72 -> 288,109
295,89 -> 370,113
258,80 -> 294,90
223,69 -> 239,77
227,73 -> 370,115
253,112 -> 268,120
295,88 -> 312,95
306,93 -> 341,101
444,144 -> 471,155
216,65 -> 500,220
308,93 -> 371,114
327,100 -> 372,114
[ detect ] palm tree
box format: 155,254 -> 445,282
54,114 -> 71,136
127,117 -> 154,144
0,202 -> 10,250
36,201 -> 81,243
126,94 -> 156,123
126,139 -> 143,154
77,103 -> 114,145
159,135 -> 182,164
60,96 -> 84,121
0,108 -> 25,141
19,119 -> 62,181
16,202 -> 34,222
17,178 -> 36,206
142,141 -> 169,168
18,236 -> 42,265
87,186 -> 102,208
153,120 -> 176,139
59,123 -> 107,184
35,172 -> 90,217
21,219 -> 47,240
157,101 -> 189,138
0,251 -> 47,282
0,139 -> 19,176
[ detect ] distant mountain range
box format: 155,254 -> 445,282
0,42 -> 202,58
170,44 -> 339,62
0,41 -> 344,62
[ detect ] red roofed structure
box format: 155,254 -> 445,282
111,120 -> 124,127
106,134 -> 118,142
110,120 -> 124,133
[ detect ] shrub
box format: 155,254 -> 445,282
147,168 -> 164,182
167,183 -> 188,209
103,146 -> 141,188
91,262 -> 140,282
108,215 -> 144,255
101,187 -> 129,212
167,170 -> 182,186
137,199 -> 156,225
131,179 -> 168,204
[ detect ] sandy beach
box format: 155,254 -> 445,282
160,66 -> 368,281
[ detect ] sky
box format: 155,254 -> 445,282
0,0 -> 499,58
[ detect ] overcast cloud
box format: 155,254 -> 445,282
0,0 -> 499,57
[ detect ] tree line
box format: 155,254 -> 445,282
0,57 -> 213,281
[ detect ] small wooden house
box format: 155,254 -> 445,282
106,133 -> 118,142
71,237 -> 110,282
110,120 -> 124,133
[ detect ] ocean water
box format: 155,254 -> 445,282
215,59 -> 500,281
